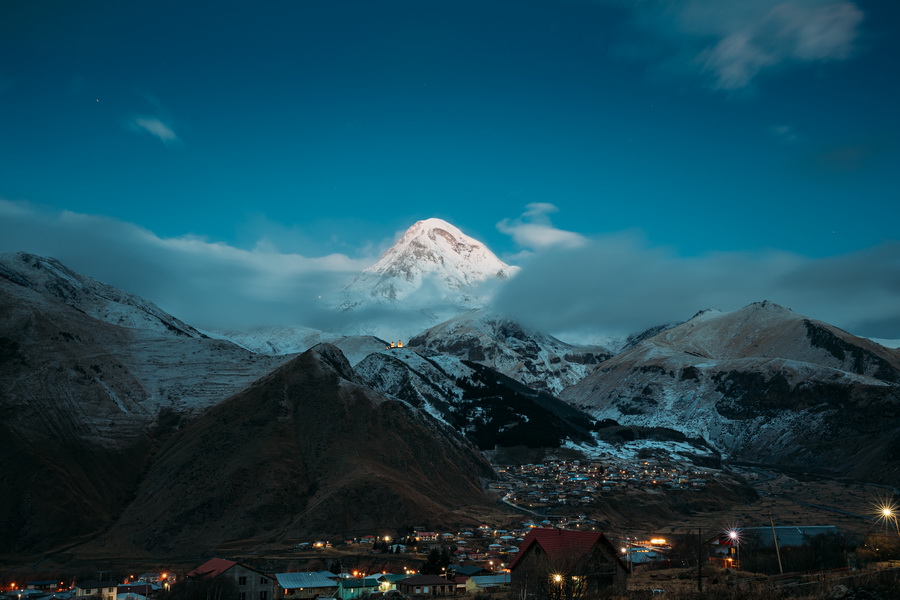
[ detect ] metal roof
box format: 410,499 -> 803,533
275,573 -> 337,590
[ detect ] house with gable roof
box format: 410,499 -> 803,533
507,528 -> 628,598
274,573 -> 338,599
187,558 -> 275,600
336,578 -> 380,599
74,581 -> 118,600
396,575 -> 455,597
465,574 -> 510,595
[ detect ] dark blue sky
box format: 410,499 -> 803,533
2,0 -> 898,336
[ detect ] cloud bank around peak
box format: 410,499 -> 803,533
606,0 -> 865,90
491,231 -> 900,341
0,199 -> 369,330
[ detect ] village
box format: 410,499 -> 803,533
4,514 -> 899,600
493,458 -> 713,512
2,462 -> 898,600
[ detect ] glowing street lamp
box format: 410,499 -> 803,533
726,529 -> 741,569
875,500 -> 900,537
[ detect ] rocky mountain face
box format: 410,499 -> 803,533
407,308 -> 610,395
84,344 -> 501,556
354,347 -> 596,450
339,218 -> 516,309
562,301 -> 900,484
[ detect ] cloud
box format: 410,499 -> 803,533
3,199 -> 896,345
606,0 -> 865,90
0,199 -> 371,330
492,231 -> 900,340
770,124 -> 800,144
133,117 -> 178,143
496,203 -> 587,251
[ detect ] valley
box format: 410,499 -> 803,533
1,219 -> 898,574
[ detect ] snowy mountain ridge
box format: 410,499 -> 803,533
0,251 -> 202,338
339,218 -> 517,309
562,300 -> 900,483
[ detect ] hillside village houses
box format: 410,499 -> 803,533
497,459 -> 714,511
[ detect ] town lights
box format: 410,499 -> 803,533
553,574 -> 563,583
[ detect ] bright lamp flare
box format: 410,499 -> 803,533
874,499 -> 900,537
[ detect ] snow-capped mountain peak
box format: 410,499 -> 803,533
365,218 -> 516,294
341,218 -> 517,307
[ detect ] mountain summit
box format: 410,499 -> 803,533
341,218 -> 517,308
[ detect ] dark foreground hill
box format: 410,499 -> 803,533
0,252 -> 505,561
61,344 -> 503,559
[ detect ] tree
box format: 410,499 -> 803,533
420,548 -> 451,575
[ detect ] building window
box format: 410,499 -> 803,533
260,578 -> 267,584
238,594 -> 246,600
239,577 -> 247,586
260,592 -> 268,600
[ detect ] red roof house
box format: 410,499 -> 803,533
187,558 -> 276,600
508,528 -> 627,598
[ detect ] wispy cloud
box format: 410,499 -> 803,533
3,199 -> 897,343
492,231 -> 900,340
606,0 -> 865,91
770,124 -> 800,144
0,199 -> 370,330
133,117 -> 178,143
496,203 -> 587,252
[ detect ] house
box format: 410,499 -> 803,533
396,575 -> 455,597
26,582 -> 58,592
373,574 -> 407,592
187,558 -> 275,600
274,573 -> 338,599
336,578 -> 380,600
465,574 -> 510,595
74,581 -> 118,600
452,577 -> 469,595
448,566 -> 492,578
116,583 -> 155,600
508,528 -> 628,598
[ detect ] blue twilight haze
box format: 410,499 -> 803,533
1,0 -> 898,338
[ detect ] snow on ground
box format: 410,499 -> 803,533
563,433 -> 717,464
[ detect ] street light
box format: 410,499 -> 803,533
727,529 -> 741,569
875,501 -> 900,537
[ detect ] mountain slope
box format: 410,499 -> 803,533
355,347 -> 597,450
0,251 -> 202,338
562,301 -> 900,484
408,309 -> 610,395
0,253 -> 290,554
89,344 -> 502,556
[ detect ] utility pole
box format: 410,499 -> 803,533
697,528 -> 703,592
769,513 -> 784,574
